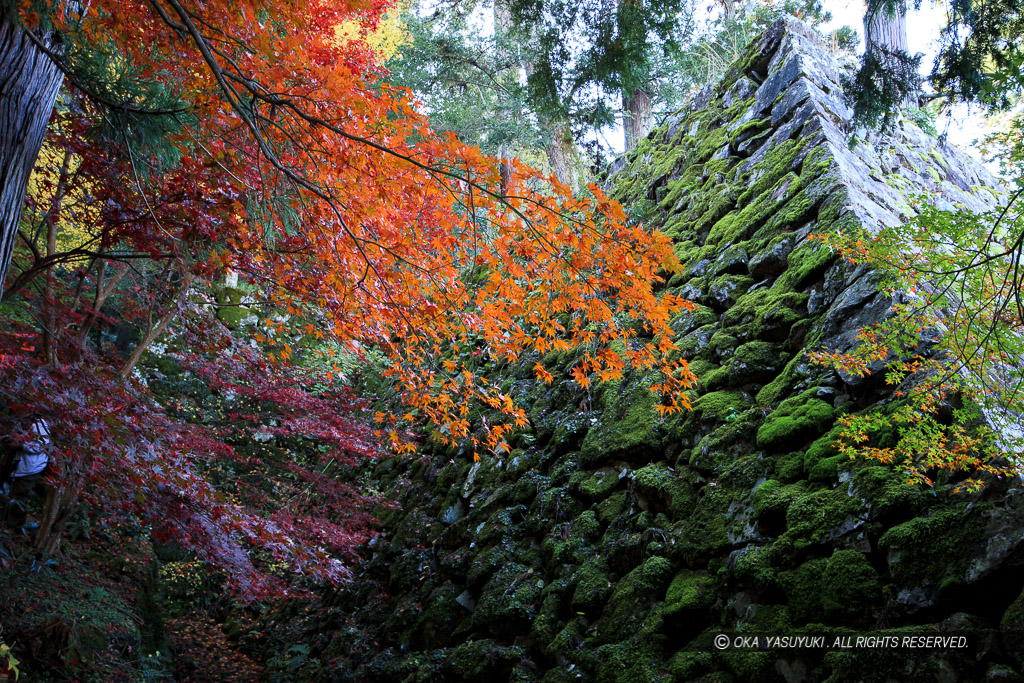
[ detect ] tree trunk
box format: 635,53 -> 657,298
493,0 -> 516,196
544,118 -> 588,196
496,0 -> 589,195
34,482 -> 80,556
865,2 -> 916,107
623,87 -> 653,153
0,9 -> 66,300
118,267 -> 194,381
865,5 -> 909,53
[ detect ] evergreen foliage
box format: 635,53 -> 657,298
849,0 -> 1024,129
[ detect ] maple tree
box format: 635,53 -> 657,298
810,190 -> 1024,493
813,0 -> 1024,492
0,0 -> 693,596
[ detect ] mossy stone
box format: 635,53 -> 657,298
596,490 -> 631,525
662,569 -> 717,618
819,550 -> 882,623
728,340 -> 789,385
214,285 -> 247,327
633,463 -> 695,516
774,451 -> 805,481
595,558 -> 671,643
473,564 -> 544,635
782,486 -> 863,546
593,640 -> 666,683
572,557 -> 614,614
580,375 -> 660,466
568,467 -> 622,502
780,558 -> 828,622
1002,587 -> 1024,671
752,478 -> 806,520
573,510 -> 602,542
878,506 -> 982,585
694,390 -> 748,422
756,388 -> 835,450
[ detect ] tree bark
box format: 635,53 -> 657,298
0,9 -> 66,300
34,483 -> 80,556
496,0 -> 588,195
544,118 -> 588,195
493,0 -> 516,196
865,2 -> 916,107
865,5 -> 909,54
623,87 -> 653,153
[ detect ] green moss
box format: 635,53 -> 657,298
717,647 -> 775,680
782,489 -> 864,548
729,115 -> 769,142
752,479 -> 806,519
820,550 -> 882,623
779,558 -> 828,622
779,550 -> 881,626
1001,588 -> 1024,671
849,466 -> 924,517
709,274 -> 755,307
708,329 -> 738,356
731,545 -> 779,593
667,650 -> 715,681
594,640 -> 666,683
571,557 -> 614,613
878,506 -> 981,584
0,550 -> 147,678
415,584 -> 465,648
530,593 -> 563,654
473,564 -> 544,633
672,303 -> 720,333
568,468 -> 621,502
694,390 -> 748,422
727,341 -> 790,385
668,487 -> 737,559
691,192 -> 740,237
662,569 -> 717,618
580,375 -> 660,466
778,240 -> 836,290
595,559 -> 671,643
736,137 -> 810,206
756,388 -> 836,450
721,287 -> 808,342
774,451 -> 805,481
215,285 -> 247,327
633,463 -> 695,515
574,509 -> 602,541
467,544 -> 514,587
799,423 -> 853,482
754,352 -> 805,406
596,490 -> 630,525
450,639 -> 526,680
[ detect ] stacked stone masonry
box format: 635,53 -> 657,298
253,16 -> 1024,683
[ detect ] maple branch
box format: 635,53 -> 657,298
119,264 -> 195,380
77,260 -> 131,345
153,0 -> 437,335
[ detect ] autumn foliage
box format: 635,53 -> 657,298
1,0 -> 693,596
810,197 -> 1024,492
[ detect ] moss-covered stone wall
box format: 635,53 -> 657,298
249,17 -> 1024,683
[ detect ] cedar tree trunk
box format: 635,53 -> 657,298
0,9 -> 65,300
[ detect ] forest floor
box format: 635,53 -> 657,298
0,509 -> 262,682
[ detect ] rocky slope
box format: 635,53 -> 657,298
252,17 -> 1024,683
